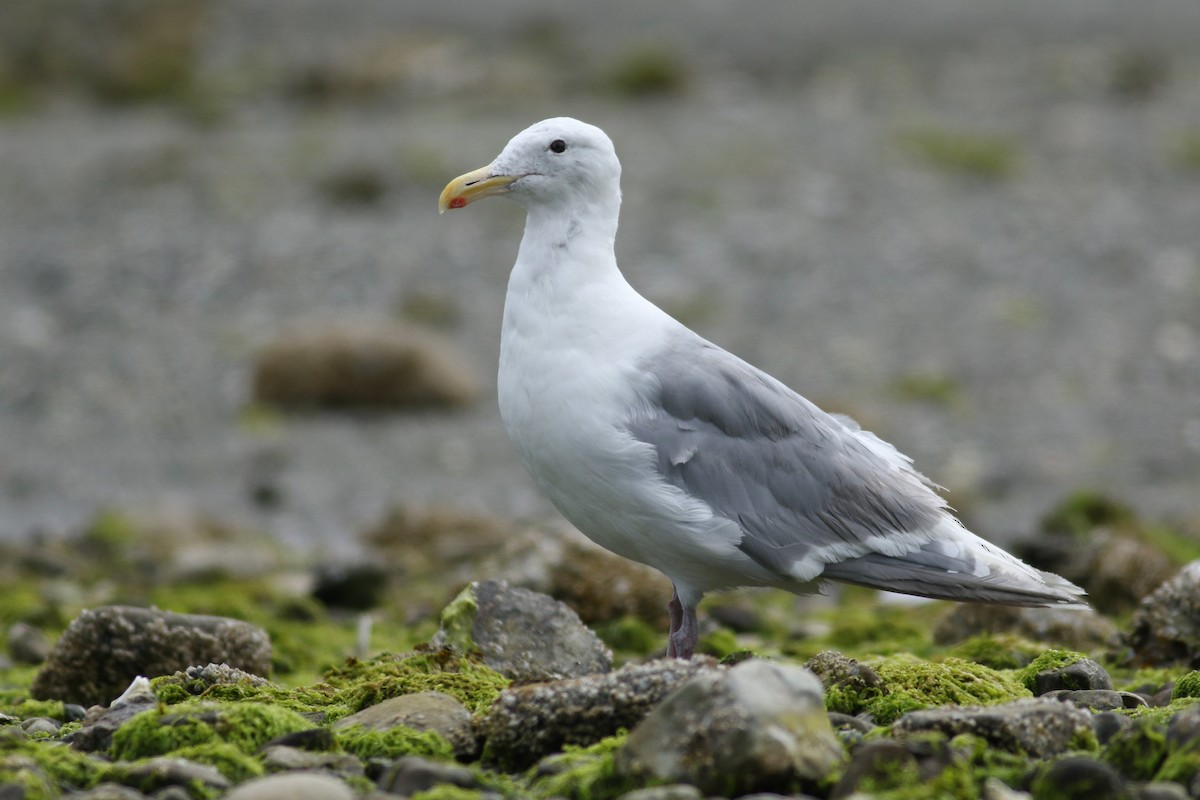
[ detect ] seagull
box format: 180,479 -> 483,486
439,118 -> 1087,659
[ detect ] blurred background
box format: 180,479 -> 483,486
2,0 -> 1198,558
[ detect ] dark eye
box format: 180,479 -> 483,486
549,139 -> 567,154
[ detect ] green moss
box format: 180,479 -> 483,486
334,723 -> 454,761
1102,720 -> 1168,780
1156,740 -> 1200,784
325,651 -> 507,715
0,698 -> 66,722
437,586 -> 479,654
594,616 -> 660,658
110,702 -> 314,760
826,656 -> 1030,725
823,596 -> 939,658
172,742 -> 264,783
1173,671 -> 1200,700
697,627 -> 741,659
0,734 -> 109,792
411,789 -> 488,800
950,733 -> 1033,789
946,634 -> 1042,670
528,733 -> 637,800
1013,650 -> 1087,693
898,128 -> 1020,179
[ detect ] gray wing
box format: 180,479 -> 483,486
625,334 -> 946,579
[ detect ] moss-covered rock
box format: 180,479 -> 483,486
826,656 -> 1030,725
110,702 -> 314,760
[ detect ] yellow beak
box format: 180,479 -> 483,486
438,164 -> 519,214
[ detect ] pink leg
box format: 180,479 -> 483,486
667,588 -> 683,658
669,601 -> 699,660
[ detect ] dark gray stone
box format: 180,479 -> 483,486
893,697 -> 1092,757
1033,658 -> 1113,694
1031,756 -> 1128,800
433,580 -> 611,683
108,757 -> 230,796
480,657 -> 717,770
615,659 -> 844,795
378,755 -> 482,796
1166,705 -> 1200,749
259,745 -> 364,777
1093,711 -> 1134,745
334,691 -> 478,760
1042,689 -> 1126,712
32,606 -> 272,706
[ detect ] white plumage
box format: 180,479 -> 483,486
440,117 -> 1086,658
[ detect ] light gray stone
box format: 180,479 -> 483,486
433,580 -> 611,683
224,772 -> 357,800
333,691 -> 477,760
616,659 -> 844,795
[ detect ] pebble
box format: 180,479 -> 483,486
377,755 -> 483,796
7,622 -> 51,665
1031,657 -> 1113,694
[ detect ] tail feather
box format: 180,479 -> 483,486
820,520 -> 1089,608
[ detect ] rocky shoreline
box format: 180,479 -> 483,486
3,497 -> 1200,799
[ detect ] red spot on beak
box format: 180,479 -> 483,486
449,197 -> 467,209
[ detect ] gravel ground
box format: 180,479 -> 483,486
1,0 -> 1197,554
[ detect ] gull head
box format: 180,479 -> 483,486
439,117 -> 621,214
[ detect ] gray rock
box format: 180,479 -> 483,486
333,691 -> 477,760
69,676 -> 159,752
832,736 -> 958,799
480,657 -> 718,770
251,318 -> 478,411
259,745 -> 364,776
224,773 -> 357,800
893,697 -> 1093,758
377,755 -> 483,796
108,757 -> 230,795
1032,658 -> 1113,694
982,777 -> 1033,800
7,622 -> 50,665
1166,705 -> 1200,749
615,659 -> 844,795
20,717 -> 60,736
1125,561 -> 1200,668
1042,689 -> 1126,712
1093,712 -> 1134,745
69,784 -> 149,800
1133,782 -> 1190,800
616,786 -> 704,800
934,604 -> 1117,651
433,580 -> 611,683
1030,756 -> 1127,800
31,606 -> 272,706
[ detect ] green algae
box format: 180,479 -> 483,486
110,702 -> 315,760
527,732 -> 637,800
1013,649 -> 1088,693
594,615 -> 660,659
826,656 -> 1030,725
0,697 -> 67,722
325,651 -> 508,715
334,723 -> 455,761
